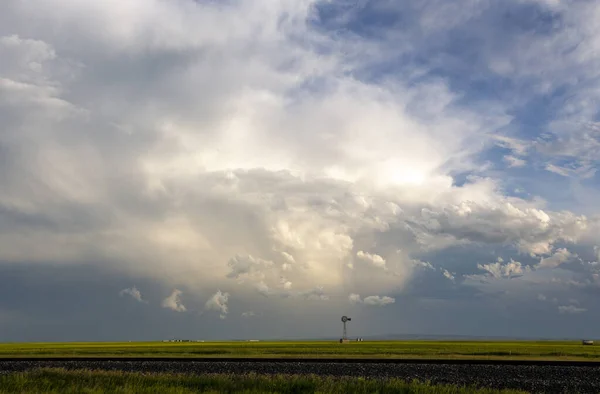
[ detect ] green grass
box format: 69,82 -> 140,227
0,368 -> 526,393
0,340 -> 598,361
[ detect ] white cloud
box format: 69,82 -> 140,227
356,251 -> 386,269
0,0 -> 538,293
486,2 -> 600,178
545,163 -> 596,179
1,0 -> 600,339
255,281 -> 272,298
281,252 -> 295,271
349,293 -> 362,304
503,155 -> 526,168
252,280 -> 334,300
478,258 -> 530,279
442,269 -> 455,282
493,136 -> 531,156
558,305 -> 587,314
279,277 -> 293,290
161,289 -> 186,312
412,260 -> 436,271
0,3 -> 589,292
227,255 -> 275,280
537,294 -> 547,301
119,287 -> 145,303
0,35 -> 57,81
412,200 -> 587,256
241,311 -> 255,318
363,295 -> 396,306
205,290 -> 229,317
349,293 -> 395,306
299,287 -> 329,301
537,248 -> 576,269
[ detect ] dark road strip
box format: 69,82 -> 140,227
2,359 -> 600,392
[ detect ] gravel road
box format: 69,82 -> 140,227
1,359 -> 599,393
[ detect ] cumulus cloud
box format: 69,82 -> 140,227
545,163 -> 596,179
537,249 -> 576,269
537,294 -> 547,301
503,155 -> 526,168
558,305 -> 587,314
0,2 -> 593,293
299,287 -> 329,301
281,252 -> 295,271
356,251 -> 386,269
227,255 -> 275,281
255,282 -> 272,298
349,293 -> 395,306
412,260 -> 436,271
161,289 -> 186,312
363,295 -> 396,306
478,258 -> 531,279
442,269 -> 456,282
2,0 -> 600,340
494,136 -> 530,156
252,280 -> 331,300
279,277 -> 293,290
205,290 -> 229,318
0,0 -> 544,296
349,293 -> 362,304
412,201 -> 587,256
119,287 -> 145,303
241,311 -> 255,318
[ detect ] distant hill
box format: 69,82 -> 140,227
356,333 -> 576,341
272,333 -> 588,341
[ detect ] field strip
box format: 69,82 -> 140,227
1,357 -> 600,366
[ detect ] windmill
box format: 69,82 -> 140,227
341,316 -> 351,342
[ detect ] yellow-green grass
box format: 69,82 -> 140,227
0,368 -> 527,393
0,340 -> 599,361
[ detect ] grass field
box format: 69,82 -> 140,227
0,340 -> 599,361
0,368 -> 526,393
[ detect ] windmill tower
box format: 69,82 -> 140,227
340,316 -> 351,342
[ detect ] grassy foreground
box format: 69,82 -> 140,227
0,368 -> 526,394
0,341 -> 598,361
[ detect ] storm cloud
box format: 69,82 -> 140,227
1,0 -> 600,340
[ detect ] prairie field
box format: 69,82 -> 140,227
0,340 -> 598,361
0,368 -> 526,394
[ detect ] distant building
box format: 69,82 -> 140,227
582,340 -> 594,345
164,339 -> 196,343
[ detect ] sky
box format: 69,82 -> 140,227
1,0 -> 600,341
